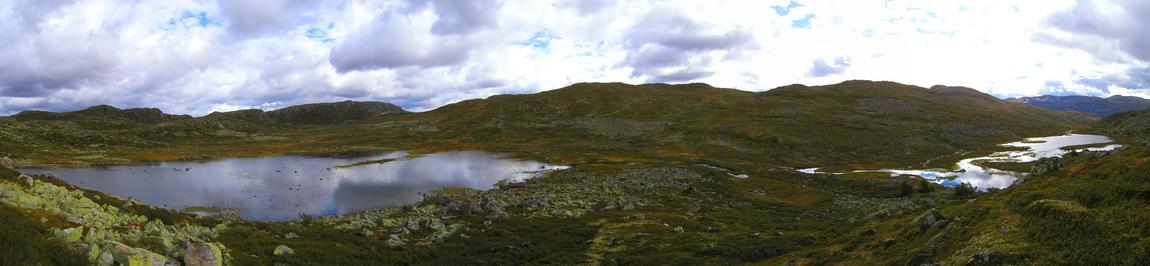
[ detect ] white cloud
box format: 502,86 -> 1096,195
0,0 -> 1146,116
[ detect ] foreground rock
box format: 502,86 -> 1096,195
106,241 -> 177,266
184,241 -> 225,266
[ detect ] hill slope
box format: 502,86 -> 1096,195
359,80 -> 1093,168
1008,95 -> 1150,116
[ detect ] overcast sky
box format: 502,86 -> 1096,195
1,0 -> 1147,116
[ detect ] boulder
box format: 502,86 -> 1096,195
273,245 -> 294,256
911,208 -> 943,231
0,156 -> 13,169
1031,157 -> 1061,175
55,227 -> 83,243
105,241 -> 177,266
552,209 -> 576,219
184,241 -> 224,266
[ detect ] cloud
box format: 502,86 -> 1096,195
558,0 -> 614,16
1041,0 -> 1150,62
328,12 -> 482,72
3,0 -> 1150,116
806,57 -> 850,77
619,7 -> 756,83
406,0 -> 502,36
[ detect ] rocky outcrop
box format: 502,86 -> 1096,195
1031,157 -> 1061,175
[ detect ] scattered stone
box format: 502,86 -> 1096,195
284,232 -> 299,239
881,238 -> 896,247
705,226 -> 721,233
273,245 -> 294,256
688,201 -> 701,213
672,226 -> 684,233
184,241 -> 224,266
775,231 -> 784,236
748,232 -> 761,238
607,237 -> 625,247
363,229 -> 375,237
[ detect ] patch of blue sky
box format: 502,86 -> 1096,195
161,11 -> 215,31
915,27 -> 956,37
305,23 -> 336,43
770,1 -> 802,16
791,14 -> 814,28
516,31 -> 554,49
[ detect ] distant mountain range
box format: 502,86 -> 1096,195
1007,95 -> 1150,116
10,100 -> 406,126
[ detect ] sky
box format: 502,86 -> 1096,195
0,0 -> 1148,116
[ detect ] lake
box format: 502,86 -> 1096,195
24,151 -> 567,221
801,134 -> 1123,190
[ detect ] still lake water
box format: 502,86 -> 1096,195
802,134 -> 1122,190
26,151 -> 566,221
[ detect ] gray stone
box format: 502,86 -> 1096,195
184,241 -> 224,266
1031,157 -> 1062,175
0,156 -> 13,169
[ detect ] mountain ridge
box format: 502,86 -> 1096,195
1008,94 -> 1150,116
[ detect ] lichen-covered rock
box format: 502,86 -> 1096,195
55,226 -> 84,243
273,245 -> 294,256
184,241 -> 224,266
105,241 -> 177,266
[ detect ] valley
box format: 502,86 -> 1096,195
2,80 -> 1148,265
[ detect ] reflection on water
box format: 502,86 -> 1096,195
25,151 -> 566,221
803,134 -> 1123,191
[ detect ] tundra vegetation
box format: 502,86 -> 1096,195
2,80 -> 1147,265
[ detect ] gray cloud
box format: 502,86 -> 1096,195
218,0 -> 339,38
620,8 -> 756,83
558,0 -> 613,16
806,57 -> 851,77
328,13 -> 479,72
406,0 -> 501,36
10,0 -> 77,30
1042,0 -> 1150,62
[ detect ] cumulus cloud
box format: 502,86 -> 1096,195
807,57 -> 851,77
406,0 -> 502,36
619,7 -> 757,83
1037,0 -> 1150,95
1042,0 -> 1150,62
